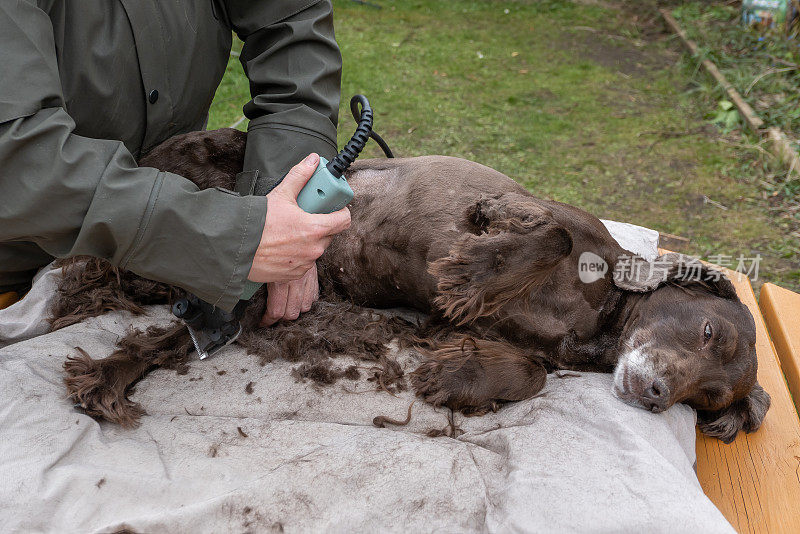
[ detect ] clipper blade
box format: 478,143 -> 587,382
184,322 -> 242,360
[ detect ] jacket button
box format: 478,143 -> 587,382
148,89 -> 159,104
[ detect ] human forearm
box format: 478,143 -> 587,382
0,109 -> 266,311
229,0 -> 342,192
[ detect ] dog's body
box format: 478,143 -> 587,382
57,128 -> 769,443
327,156 -> 627,371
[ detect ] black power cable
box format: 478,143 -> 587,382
326,95 -> 393,178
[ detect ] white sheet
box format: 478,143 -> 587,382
0,221 -> 734,533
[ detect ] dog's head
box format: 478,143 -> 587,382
612,253 -> 769,443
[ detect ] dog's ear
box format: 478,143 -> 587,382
613,252 -> 737,300
467,192 -> 554,234
429,193 -> 572,325
612,253 -> 679,292
675,262 -> 738,300
697,382 -> 770,444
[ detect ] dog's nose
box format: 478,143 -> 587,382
642,378 -> 669,413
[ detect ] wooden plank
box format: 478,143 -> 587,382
694,271 -> 800,533
658,232 -> 690,252
0,292 -> 18,310
759,283 -> 800,412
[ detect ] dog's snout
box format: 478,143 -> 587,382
642,378 -> 669,412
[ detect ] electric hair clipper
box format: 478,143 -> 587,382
173,95 -> 393,359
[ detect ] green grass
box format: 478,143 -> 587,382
208,0 -> 800,292
672,2 -> 800,137
207,38 -> 247,130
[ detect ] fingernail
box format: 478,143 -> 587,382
305,153 -> 319,167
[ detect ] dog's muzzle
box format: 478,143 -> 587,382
612,345 -> 671,413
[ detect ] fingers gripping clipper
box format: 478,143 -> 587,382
173,95 -> 393,359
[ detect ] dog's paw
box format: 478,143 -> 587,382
64,348 -> 145,428
411,357 -> 496,415
697,383 -> 770,443
411,358 -> 455,407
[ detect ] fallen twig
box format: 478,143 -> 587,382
703,195 -> 729,210
638,126 -> 709,152
660,8 -> 800,179
767,54 -> 800,69
228,115 -> 246,129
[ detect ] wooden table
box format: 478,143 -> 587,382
694,272 -> 800,533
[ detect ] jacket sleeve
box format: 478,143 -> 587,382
226,0 -> 342,193
0,1 -> 266,312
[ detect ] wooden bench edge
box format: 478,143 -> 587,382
759,283 -> 800,414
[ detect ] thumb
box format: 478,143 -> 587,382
308,207 -> 351,236
276,153 -> 320,200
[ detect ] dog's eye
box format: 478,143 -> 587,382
703,322 -> 713,342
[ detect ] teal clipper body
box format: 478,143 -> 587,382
296,156 -> 354,214
239,155 -> 353,300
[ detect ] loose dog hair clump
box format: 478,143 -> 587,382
57,258 -> 422,425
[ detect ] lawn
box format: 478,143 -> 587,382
208,0 -> 800,292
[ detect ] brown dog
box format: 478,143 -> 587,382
57,128 -> 769,443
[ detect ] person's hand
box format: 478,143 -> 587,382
247,153 -> 350,285
260,264 -> 319,326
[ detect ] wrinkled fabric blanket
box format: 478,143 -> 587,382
0,221 -> 733,533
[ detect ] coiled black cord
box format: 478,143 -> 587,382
326,94 -> 393,178
356,99 -> 394,160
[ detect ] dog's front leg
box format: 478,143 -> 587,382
411,337 -> 546,415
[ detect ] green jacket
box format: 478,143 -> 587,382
0,0 -> 342,312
